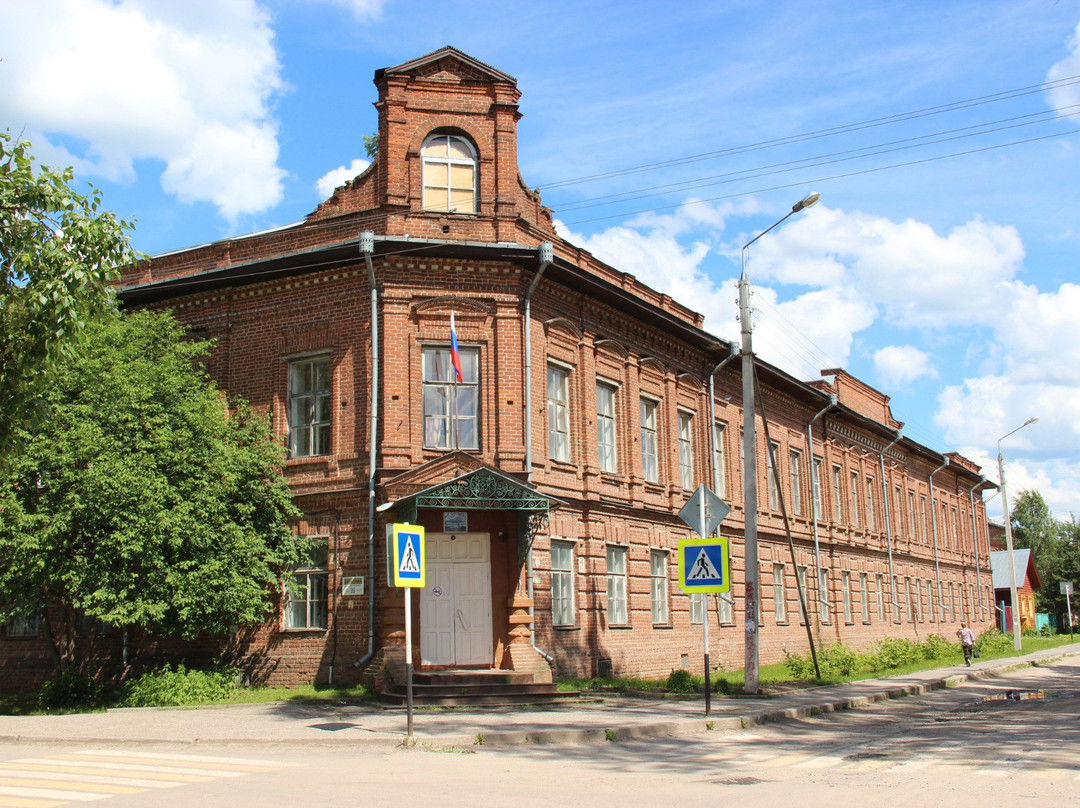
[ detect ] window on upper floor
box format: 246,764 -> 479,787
678,411 -> 694,490
767,441 -> 781,511
789,450 -> 803,516
849,470 -> 860,527
421,134 -> 477,213
288,355 -> 331,458
866,477 -> 875,530
547,363 -> 571,463
812,457 -> 823,520
423,344 -> 479,450
832,465 -> 843,522
596,381 -> 618,474
713,421 -> 727,499
640,398 -> 659,483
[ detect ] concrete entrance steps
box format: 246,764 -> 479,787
380,669 -> 580,707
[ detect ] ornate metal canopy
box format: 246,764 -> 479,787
389,467 -> 564,562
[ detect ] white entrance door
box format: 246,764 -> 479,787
420,532 -> 492,666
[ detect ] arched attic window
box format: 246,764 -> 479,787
421,133 -> 477,213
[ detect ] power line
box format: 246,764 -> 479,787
540,73 -> 1080,190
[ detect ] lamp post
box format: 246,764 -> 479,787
997,416 -> 1038,652
740,191 -> 819,694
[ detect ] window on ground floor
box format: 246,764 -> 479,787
773,563 -> 787,623
551,540 -> 575,627
606,545 -> 628,625
650,549 -> 669,624
285,538 -> 329,630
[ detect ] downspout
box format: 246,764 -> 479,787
878,428 -> 903,620
928,457 -> 949,623
707,342 -> 739,499
808,395 -> 836,621
523,242 -> 554,665
967,476 -> 986,621
354,231 -> 379,669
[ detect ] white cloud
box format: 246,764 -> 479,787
0,0 -> 286,221
1046,20 -> 1080,114
315,158 -> 372,199
754,206 -> 1025,329
873,345 -> 937,388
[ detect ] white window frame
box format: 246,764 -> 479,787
547,362 -> 571,462
596,381 -> 618,474
908,490 -> 917,540
422,344 -> 479,450
832,465 -> 843,522
285,538 -> 329,630
678,411 -> 695,490
650,550 -> 669,624
812,457 -> 823,520
713,421 -> 727,498
842,571 -> 853,624
876,573 -> 885,621
860,572 -> 870,622
773,563 -> 787,623
718,591 -> 734,624
866,477 -> 875,530
797,565 -> 809,623
288,354 -> 332,458
640,398 -> 659,483
421,133 -> 477,213
690,592 -> 705,625
606,545 -> 628,625
789,450 -> 803,516
550,540 -> 575,627
767,441 -> 780,511
849,470 -> 859,527
818,568 -> 830,623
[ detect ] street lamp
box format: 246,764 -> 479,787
740,191 -> 820,694
997,415 -> 1038,652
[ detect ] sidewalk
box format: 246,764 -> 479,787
3,644 -> 1078,749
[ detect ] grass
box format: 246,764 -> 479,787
559,632 -> 1079,696
3,632 -> 1075,716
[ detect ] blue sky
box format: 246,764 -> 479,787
3,0 -> 1079,519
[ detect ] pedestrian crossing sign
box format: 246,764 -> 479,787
390,523 -> 425,588
677,537 -> 730,593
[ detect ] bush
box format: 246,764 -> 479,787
119,663 -> 239,707
922,634 -> 954,660
38,667 -> 100,710
817,643 -> 858,677
976,626 -> 1012,653
713,676 -> 734,695
865,637 -> 922,671
784,648 -> 817,679
665,669 -> 697,694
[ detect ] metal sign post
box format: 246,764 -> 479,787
389,523 -> 425,736
677,485 -> 731,715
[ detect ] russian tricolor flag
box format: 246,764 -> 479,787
449,312 -> 463,383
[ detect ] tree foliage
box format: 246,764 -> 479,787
1010,489 -> 1080,625
0,131 -> 138,455
0,310 -> 303,671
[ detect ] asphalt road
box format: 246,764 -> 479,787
2,658 -> 1077,807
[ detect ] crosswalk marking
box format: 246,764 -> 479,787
0,750 -> 293,808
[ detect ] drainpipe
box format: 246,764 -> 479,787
928,457 -> 949,623
808,395 -> 836,620
354,231 -> 379,670
523,242 -> 554,484
878,428 -> 903,620
967,476 -> 986,621
523,243 -> 554,666
707,342 -> 739,500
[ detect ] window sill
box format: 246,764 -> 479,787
652,623 -> 674,629
554,625 -> 581,632
281,627 -> 328,634
607,624 -> 633,630
286,455 -> 332,468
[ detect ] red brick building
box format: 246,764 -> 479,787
4,48 -> 996,690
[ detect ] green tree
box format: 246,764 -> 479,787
0,310 -> 303,672
1011,489 -> 1079,625
0,132 -> 138,455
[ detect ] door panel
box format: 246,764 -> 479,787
419,532 -> 492,666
